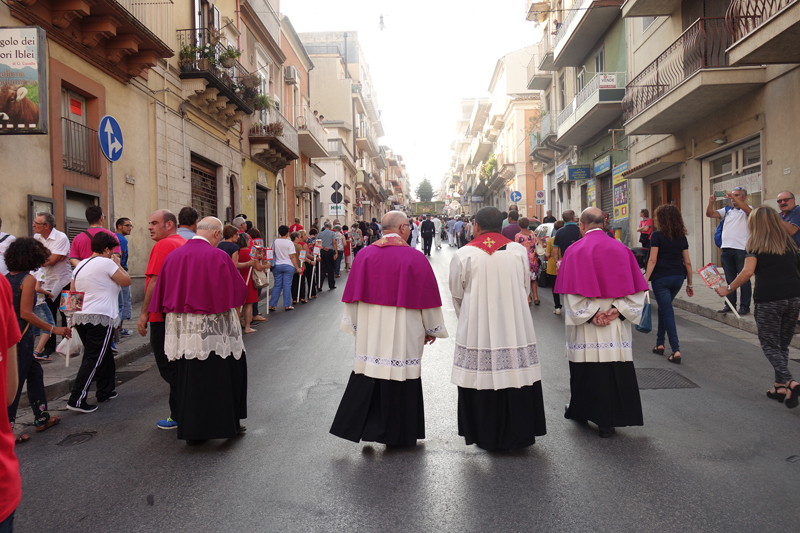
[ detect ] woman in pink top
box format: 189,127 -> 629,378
637,208 -> 653,248
514,217 -> 541,306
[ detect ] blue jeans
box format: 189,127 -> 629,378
652,275 -> 684,353
334,252 -> 343,275
0,510 -> 15,533
269,264 -> 295,308
721,248 -> 751,309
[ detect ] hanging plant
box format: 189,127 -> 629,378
219,46 -> 242,68
241,72 -> 260,89
252,94 -> 272,111
208,27 -> 221,45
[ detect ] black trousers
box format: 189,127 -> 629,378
422,235 -> 433,255
303,262 -> 318,297
44,282 -> 72,352
8,330 -> 50,428
150,321 -> 178,421
547,274 -> 561,309
320,249 -> 336,289
291,272 -> 308,301
69,322 -> 116,406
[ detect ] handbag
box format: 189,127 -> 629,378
635,292 -> 652,333
252,268 -> 269,289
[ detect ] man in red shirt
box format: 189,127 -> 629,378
0,275 -> 22,531
137,209 -> 186,430
68,205 -> 121,267
289,217 -> 303,234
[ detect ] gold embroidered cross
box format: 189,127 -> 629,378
483,237 -> 495,247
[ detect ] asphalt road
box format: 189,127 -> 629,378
13,243 -> 800,532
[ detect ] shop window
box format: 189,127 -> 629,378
191,156 -> 218,219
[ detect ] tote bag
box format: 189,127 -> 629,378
635,292 -> 652,333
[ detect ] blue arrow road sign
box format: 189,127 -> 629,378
510,190 -> 522,202
99,115 -> 123,162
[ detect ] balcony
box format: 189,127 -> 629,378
538,32 -> 556,71
356,125 -> 379,157
553,0 -> 624,68
249,108 -> 299,171
351,83 -> 366,115
356,168 -> 376,196
295,164 -> 313,193
527,54 -> 551,90
294,105 -> 328,158
373,148 -> 388,170
623,18 -> 766,135
622,0 -> 681,18
526,0 -> 550,21
327,138 -> 355,161
62,118 -> 102,178
556,72 -> 626,146
531,112 -> 565,164
244,0 -> 280,47
363,88 -> 380,122
726,0 -> 800,65
177,28 -> 258,123
9,0 -> 174,80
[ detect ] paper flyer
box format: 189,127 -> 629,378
313,246 -> 321,256
60,291 -> 84,313
265,248 -> 273,260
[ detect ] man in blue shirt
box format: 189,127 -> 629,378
115,217 -> 133,336
778,191 -> 800,245
446,217 -> 456,247
453,218 -> 464,248
317,222 -> 339,290
553,210 -> 581,254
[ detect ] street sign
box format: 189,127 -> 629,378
567,165 -> 592,181
98,115 -> 123,162
329,204 -> 345,216
331,191 -> 343,204
332,181 -> 341,191
355,207 -> 364,216
535,190 -> 546,205
510,190 -> 522,203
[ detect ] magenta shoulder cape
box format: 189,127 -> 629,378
342,240 -> 442,309
149,238 -> 248,315
554,230 -> 649,298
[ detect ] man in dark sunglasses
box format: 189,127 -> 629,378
777,191 -> 799,245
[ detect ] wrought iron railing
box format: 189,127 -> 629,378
575,72 -> 626,109
116,0 -> 175,49
250,107 -> 299,156
62,118 -> 102,178
727,0 -> 798,41
176,28 -> 258,112
623,18 -> 734,122
294,105 -> 327,146
555,0 -> 589,48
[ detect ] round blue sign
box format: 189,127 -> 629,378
510,191 -> 522,202
98,115 -> 123,162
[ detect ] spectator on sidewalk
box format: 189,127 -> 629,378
30,267 -> 55,362
514,217 -> 541,306
1,273 -> 21,532
232,216 -> 251,246
5,238 -> 70,443
269,225 -> 301,311
546,220 -> 565,314
67,232 -> 131,414
289,218 -> 303,234
247,228 -> 269,323
706,188 -> 753,315
68,206 -> 121,268
501,210 -> 521,241
137,210 -> 186,430
237,232 -> 267,333
176,207 -> 199,240
0,217 -> 15,276
334,225 -> 345,277
115,217 -> 133,337
644,205 -> 694,364
637,209 -> 653,248
543,210 -> 556,224
33,212 -> 72,356
777,191 -> 800,245
715,206 -> 800,407
317,222 -> 338,291
304,229 -> 320,298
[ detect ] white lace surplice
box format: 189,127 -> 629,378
449,242 -> 541,391
563,291 -> 646,363
340,302 -> 447,381
164,309 -> 245,362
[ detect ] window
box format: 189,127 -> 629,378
594,48 -> 605,74
558,73 -> 566,109
576,68 -> 585,93
64,189 -> 98,242
642,16 -> 657,32
61,89 -> 101,178
191,156 -> 218,219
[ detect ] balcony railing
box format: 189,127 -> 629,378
250,107 -> 299,157
62,118 -> 102,178
538,32 -> 554,70
327,138 -> 355,161
245,0 -> 280,45
727,0 -> 797,41
555,0 -> 589,48
116,0 -> 175,49
356,125 -> 379,154
294,105 -> 327,145
304,44 -> 342,56
557,100 -> 576,129
177,28 -> 258,114
575,72 -> 627,109
623,18 -> 733,122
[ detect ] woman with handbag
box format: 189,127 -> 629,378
514,217 -> 541,306
637,209 -> 653,248
644,204 -> 694,364
269,225 -> 302,312
715,206 -> 800,407
545,220 -> 564,314
5,238 -> 71,442
237,232 -> 268,333
291,232 -> 311,304
247,228 -> 270,322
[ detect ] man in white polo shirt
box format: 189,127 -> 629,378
706,187 -> 753,315
33,212 -> 73,353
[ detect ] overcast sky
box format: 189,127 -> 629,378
282,0 -> 541,198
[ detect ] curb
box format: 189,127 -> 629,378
671,297 -> 800,350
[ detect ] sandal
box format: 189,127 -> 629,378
35,416 -> 61,433
285,307 -> 294,311
268,307 -> 277,312
652,346 -> 665,356
785,380 -> 800,409
534,299 -> 540,306
15,433 -> 30,444
767,385 -> 788,403
252,316 -> 268,322
300,299 -> 307,304
668,353 -> 681,364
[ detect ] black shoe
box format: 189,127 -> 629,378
186,439 -> 207,446
97,391 -> 118,403
717,307 -> 732,314
66,402 -> 98,414
598,426 -> 616,438
738,307 -> 750,316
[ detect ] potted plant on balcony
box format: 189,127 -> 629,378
218,46 -> 242,68
179,43 -> 197,73
208,26 -> 221,45
241,72 -> 260,89
252,94 -> 272,111
268,120 -> 284,136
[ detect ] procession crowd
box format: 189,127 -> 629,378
0,188 -> 799,531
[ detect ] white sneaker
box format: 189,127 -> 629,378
554,308 -> 562,315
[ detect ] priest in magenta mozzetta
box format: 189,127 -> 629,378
330,211 -> 448,447
555,207 -> 649,438
149,217 -> 249,445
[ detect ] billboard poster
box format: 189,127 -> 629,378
612,162 -> 629,221
0,26 -> 48,134
567,165 -> 592,181
586,179 -> 596,207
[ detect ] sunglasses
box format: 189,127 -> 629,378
777,198 -> 792,204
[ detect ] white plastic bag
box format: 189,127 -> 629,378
56,327 -> 83,357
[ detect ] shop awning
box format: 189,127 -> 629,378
622,149 -> 685,179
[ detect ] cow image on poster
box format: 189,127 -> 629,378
0,85 -> 40,127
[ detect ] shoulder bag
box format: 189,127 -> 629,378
635,292 -> 652,334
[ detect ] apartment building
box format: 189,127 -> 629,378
622,0 -> 800,265
527,0 -> 631,241
300,31 -> 387,225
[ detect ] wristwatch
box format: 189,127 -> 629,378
727,284 -> 732,291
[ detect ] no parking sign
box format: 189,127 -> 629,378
535,190 -> 546,205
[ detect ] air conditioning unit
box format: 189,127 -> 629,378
284,65 -> 298,85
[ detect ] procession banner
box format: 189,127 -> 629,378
698,263 -> 740,319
